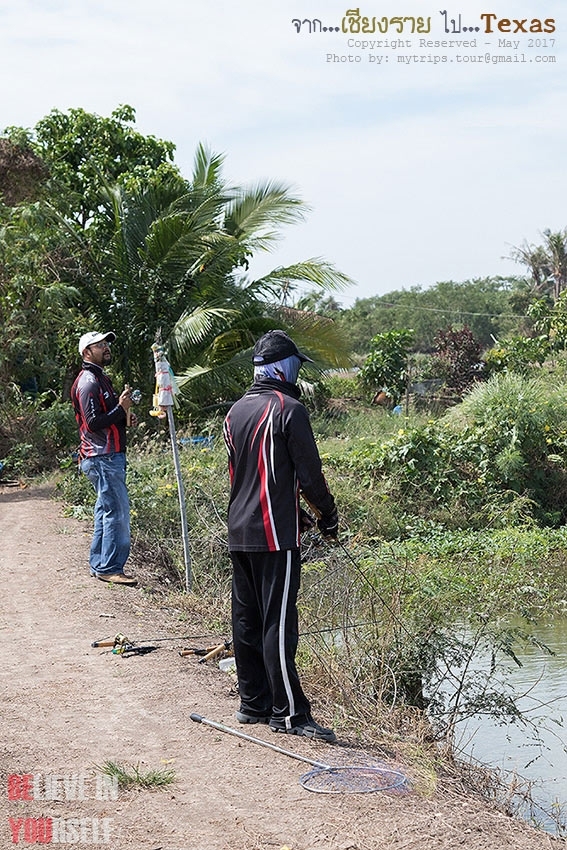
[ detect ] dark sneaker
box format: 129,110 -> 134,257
235,711 -> 270,725
269,716 -> 336,743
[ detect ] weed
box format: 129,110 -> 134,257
96,760 -> 175,791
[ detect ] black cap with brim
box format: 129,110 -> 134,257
252,330 -> 313,365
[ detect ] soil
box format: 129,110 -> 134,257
0,483 -> 560,850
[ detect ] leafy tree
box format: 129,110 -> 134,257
359,329 -> 414,404
430,326 -> 482,394
0,106 -> 184,396
338,277 -> 525,355
0,201 -> 81,393
29,105 -> 181,230
1,108 -> 353,412
0,136 -> 48,205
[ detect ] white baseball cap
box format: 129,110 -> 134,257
78,331 -> 116,356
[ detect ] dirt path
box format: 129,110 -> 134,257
0,484 -> 558,850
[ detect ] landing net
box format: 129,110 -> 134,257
299,765 -> 407,794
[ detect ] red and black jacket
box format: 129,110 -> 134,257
223,379 -> 336,552
70,362 -> 126,459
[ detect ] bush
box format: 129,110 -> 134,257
483,335 -> 550,376
320,373 -> 567,529
54,401 -> 567,753
429,325 -> 482,394
0,386 -> 77,475
322,370 -> 363,401
359,329 -> 414,404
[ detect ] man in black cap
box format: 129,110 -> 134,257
70,331 -> 137,586
223,329 -> 339,742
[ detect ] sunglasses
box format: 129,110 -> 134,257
89,341 -> 111,349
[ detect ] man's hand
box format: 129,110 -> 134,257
119,388 -> 133,411
299,508 -> 315,533
317,507 -> 339,540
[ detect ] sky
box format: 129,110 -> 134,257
0,0 -> 565,306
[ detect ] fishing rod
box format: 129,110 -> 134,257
301,495 -> 413,640
299,621 -> 376,637
91,631 -> 225,648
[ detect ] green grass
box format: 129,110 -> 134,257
56,393 -> 567,759
96,760 -> 176,790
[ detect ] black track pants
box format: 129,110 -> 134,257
231,549 -> 311,724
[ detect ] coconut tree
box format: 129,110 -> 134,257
511,228 -> 567,303
82,143 -> 353,407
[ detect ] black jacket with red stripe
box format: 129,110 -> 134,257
223,378 -> 336,552
70,362 -> 126,459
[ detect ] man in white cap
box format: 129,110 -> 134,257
223,329 -> 339,742
70,331 -> 137,586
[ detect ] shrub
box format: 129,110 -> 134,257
0,386 -> 77,475
322,370 -> 363,401
483,335 -> 550,376
430,325 -> 483,394
321,373 -> 567,529
359,329 -> 414,404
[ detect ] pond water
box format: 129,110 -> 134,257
454,617 -> 567,834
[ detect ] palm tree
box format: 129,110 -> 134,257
511,228 -> 567,303
83,143 -> 353,407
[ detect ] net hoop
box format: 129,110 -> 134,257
299,765 -> 407,794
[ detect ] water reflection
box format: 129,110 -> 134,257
455,617 -> 567,833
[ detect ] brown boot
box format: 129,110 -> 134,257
97,573 -> 137,586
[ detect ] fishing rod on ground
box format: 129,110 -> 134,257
91,632 -> 232,660
91,631 -> 226,647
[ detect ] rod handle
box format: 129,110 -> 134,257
125,384 -> 132,426
198,642 -> 226,664
301,493 -> 322,519
190,712 -> 330,769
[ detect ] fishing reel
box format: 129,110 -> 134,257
91,633 -> 129,649
91,632 -> 156,656
124,386 -> 141,425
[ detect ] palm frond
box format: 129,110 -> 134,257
223,181 -> 306,249
247,259 -> 354,300
143,213 -> 203,278
192,143 -> 225,190
175,349 -> 253,402
272,305 -> 353,369
169,305 -> 238,358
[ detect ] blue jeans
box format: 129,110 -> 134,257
80,453 -> 131,576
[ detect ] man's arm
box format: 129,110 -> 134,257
76,377 -> 128,432
286,404 -> 337,522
